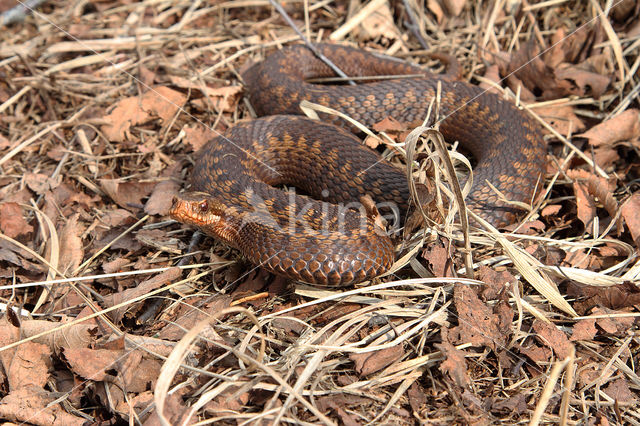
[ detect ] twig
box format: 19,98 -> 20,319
267,0 -> 355,85
0,0 -> 47,26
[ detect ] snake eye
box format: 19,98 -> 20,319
199,200 -> 209,212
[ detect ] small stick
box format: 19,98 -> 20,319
267,0 -> 355,85
0,0 -> 47,26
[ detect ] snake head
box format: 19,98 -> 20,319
170,192 -> 237,245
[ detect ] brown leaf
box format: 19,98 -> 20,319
63,347 -> 120,382
450,283 -> 506,349
101,209 -> 136,227
479,64 -> 501,94
0,386 -> 86,425
7,342 -> 51,391
477,266 -> 516,301
578,109 -> 640,147
101,86 -> 187,142
570,318 -> 597,341
567,170 -> 619,231
568,281 -> 640,312
24,172 -> 57,195
436,337 -> 470,388
603,378 -> 637,403
354,0 -> 399,39
158,295 -> 231,341
621,192 -> 640,247
100,179 -> 157,210
58,213 -> 84,275
556,64 -> 610,98
190,85 -> 243,113
103,267 -> 182,323
592,306 -> 635,335
422,243 -> 454,277
183,124 -> 216,152
532,320 -> 572,359
535,104 -> 586,136
492,394 -> 528,416
0,202 -> 33,238
573,181 -> 596,229
442,0 -> 465,16
350,345 -> 404,376
503,40 -> 559,100
541,204 -> 562,217
145,162 -> 183,216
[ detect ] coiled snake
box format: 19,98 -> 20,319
170,44 -> 546,286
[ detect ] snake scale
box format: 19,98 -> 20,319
170,44 -> 546,286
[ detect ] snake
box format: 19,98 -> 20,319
170,43 -> 546,286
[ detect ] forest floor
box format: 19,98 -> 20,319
0,0 -> 639,424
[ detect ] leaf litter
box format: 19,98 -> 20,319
0,0 -> 639,424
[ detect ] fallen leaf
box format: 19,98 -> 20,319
491,394 -> 528,416
568,281 -> 640,312
183,124 -> 216,152
24,172 -> 57,195
144,162 -> 183,216
603,378 -> 637,403
100,179 -> 157,210
354,0 -> 399,39
58,214 -> 84,275
450,283 -> 506,349
0,202 -> 33,238
101,86 -> 187,142
478,266 -> 516,301
191,85 -> 243,113
556,64 -> 610,98
0,386 -> 86,425
573,181 -> 596,229
535,104 -> 585,136
479,64 -> 501,94
436,336 -> 470,388
422,243 -> 454,277
578,109 -> 640,147
533,320 -> 572,359
350,345 -> 404,376
6,342 -> 51,391
592,307 -> 635,335
570,318 -> 597,341
540,204 -> 562,217
442,0 -> 465,16
621,192 -> 640,247
427,0 -> 445,23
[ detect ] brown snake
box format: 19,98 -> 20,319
170,44 -> 546,286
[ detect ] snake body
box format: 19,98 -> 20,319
170,44 -> 546,286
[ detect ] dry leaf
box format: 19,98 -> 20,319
101,86 -> 187,142
450,283 -> 505,349
58,213 -> 84,274
556,64 -> 610,98
183,124 -> 216,152
533,320 -> 572,359
603,378 -> 637,403
442,0 -> 466,16
350,345 -> 404,376
100,179 -> 157,210
621,192 -> 640,246
570,318 -> 597,341
535,104 -> 586,136
436,337 -> 471,388
144,162 -> 183,216
578,109 -> 640,147
354,0 -> 399,39
0,202 -> 33,238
